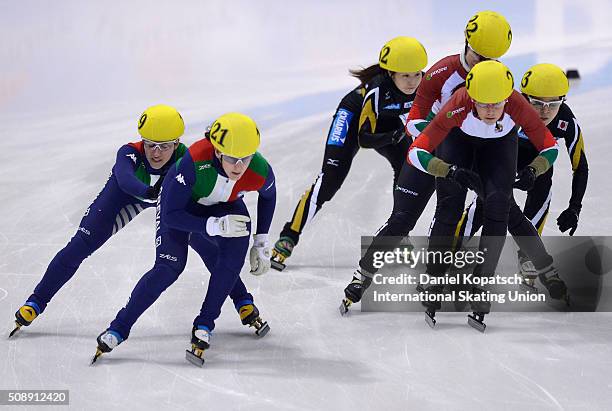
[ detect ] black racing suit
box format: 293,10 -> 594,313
279,74 -> 415,246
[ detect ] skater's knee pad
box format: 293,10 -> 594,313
483,191 -> 511,223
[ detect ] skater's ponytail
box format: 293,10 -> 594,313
350,64 -> 385,86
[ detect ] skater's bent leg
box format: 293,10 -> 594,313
29,212 -> 115,312
522,167 -> 553,234
193,234 -> 251,331
426,178 -> 468,276
359,165 -> 435,273
109,229 -> 189,339
281,126 -> 358,245
507,200 -> 553,270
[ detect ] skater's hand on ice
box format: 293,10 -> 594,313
249,234 -> 271,275
514,166 -> 536,191
447,165 -> 484,198
206,215 -> 250,237
557,206 -> 580,236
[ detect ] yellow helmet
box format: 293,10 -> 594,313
378,36 -> 428,73
520,63 -> 569,97
464,11 -> 512,59
209,113 -> 260,158
138,104 -> 185,142
466,60 -> 514,104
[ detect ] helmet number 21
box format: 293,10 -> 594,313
209,122 -> 228,147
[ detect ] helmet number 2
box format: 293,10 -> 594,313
210,122 -> 228,147
379,46 -> 390,65
465,15 -> 479,38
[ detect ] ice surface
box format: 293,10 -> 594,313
1,1 -> 612,410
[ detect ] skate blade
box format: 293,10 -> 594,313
425,311 -> 436,329
339,299 -> 352,316
467,315 -> 486,333
185,349 -> 205,367
254,322 -> 270,337
270,259 -> 286,272
90,348 -> 104,366
8,322 -> 22,338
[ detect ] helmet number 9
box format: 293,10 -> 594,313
465,15 -> 479,39
465,72 -> 474,90
210,122 -> 228,147
379,46 -> 391,65
138,114 -> 147,130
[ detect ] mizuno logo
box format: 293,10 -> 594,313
175,174 -> 186,185
327,159 -> 339,167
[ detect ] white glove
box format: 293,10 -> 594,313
249,234 -> 271,276
206,215 -> 250,237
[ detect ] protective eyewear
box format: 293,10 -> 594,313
221,154 -> 253,165
527,96 -> 565,110
473,100 -> 507,109
142,139 -> 178,151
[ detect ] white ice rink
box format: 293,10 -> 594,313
2,1 -> 612,409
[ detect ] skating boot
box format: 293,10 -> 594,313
90,330 -> 123,365
538,265 -> 570,306
9,301 -> 41,338
270,237 -> 295,271
236,301 -> 270,337
185,325 -> 211,367
420,285 -> 444,328
339,269 -> 372,316
517,252 -> 538,292
467,287 -> 491,333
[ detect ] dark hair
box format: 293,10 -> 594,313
350,64 -> 386,86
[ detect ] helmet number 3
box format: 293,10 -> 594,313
379,46 -> 390,65
210,122 -> 228,147
521,70 -> 532,88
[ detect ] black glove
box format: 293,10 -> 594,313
514,166 -> 536,191
145,175 -> 165,200
391,128 -> 406,145
557,206 -> 580,236
447,165 -> 484,197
